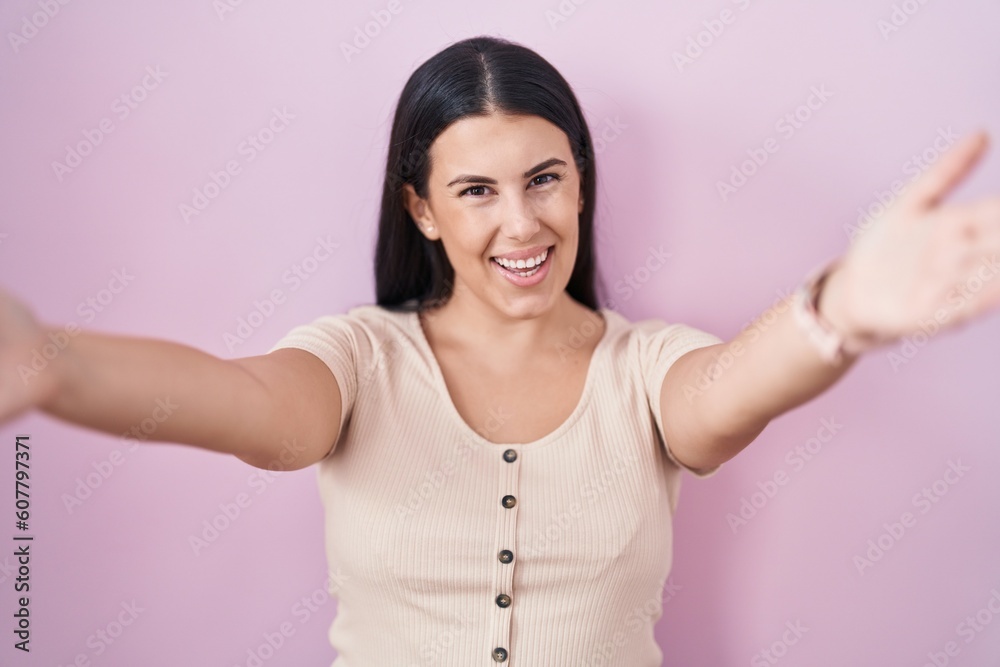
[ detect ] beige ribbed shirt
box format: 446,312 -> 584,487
267,303 -> 723,666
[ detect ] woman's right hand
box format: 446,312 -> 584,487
0,287 -> 62,425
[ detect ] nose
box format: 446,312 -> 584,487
499,192 -> 541,242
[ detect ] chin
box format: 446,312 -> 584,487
493,285 -> 564,319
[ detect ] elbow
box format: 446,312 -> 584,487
702,419 -> 772,468
233,437 -> 329,471
668,408 -> 771,471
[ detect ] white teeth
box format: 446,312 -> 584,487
492,247 -> 549,270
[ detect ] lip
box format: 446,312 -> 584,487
490,245 -> 554,288
489,244 -> 552,261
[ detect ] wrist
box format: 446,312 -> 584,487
814,264 -> 860,341
34,325 -> 78,411
792,258 -> 877,364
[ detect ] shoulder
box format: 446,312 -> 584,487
343,303 -> 412,332
267,302 -> 418,358
600,308 -> 722,372
598,308 -> 689,350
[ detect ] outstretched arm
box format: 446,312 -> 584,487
661,130 -> 1000,472
0,289 -> 343,471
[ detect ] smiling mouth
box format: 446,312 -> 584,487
490,246 -> 553,277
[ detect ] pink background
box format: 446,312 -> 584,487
2,1 -> 1000,665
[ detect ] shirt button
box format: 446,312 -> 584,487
501,495 -> 517,509
498,549 -> 514,564
496,593 -> 511,608
492,646 -> 508,662
503,448 -> 517,462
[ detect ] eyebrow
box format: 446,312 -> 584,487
446,157 -> 568,188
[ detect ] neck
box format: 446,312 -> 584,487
420,289 -> 584,356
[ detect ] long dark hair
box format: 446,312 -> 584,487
374,35 -> 600,312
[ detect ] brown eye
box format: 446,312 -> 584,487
460,185 -> 490,197
531,173 -> 560,187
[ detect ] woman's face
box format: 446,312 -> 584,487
403,112 -> 584,320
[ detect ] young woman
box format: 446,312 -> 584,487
3,35 -> 998,666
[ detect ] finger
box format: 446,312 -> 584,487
897,130 -> 990,215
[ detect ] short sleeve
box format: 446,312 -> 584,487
636,319 -> 724,478
267,314 -> 359,459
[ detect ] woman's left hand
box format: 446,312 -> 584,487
818,130 -> 1000,349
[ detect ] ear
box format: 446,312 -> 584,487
403,183 -> 441,241
578,194 -> 585,215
